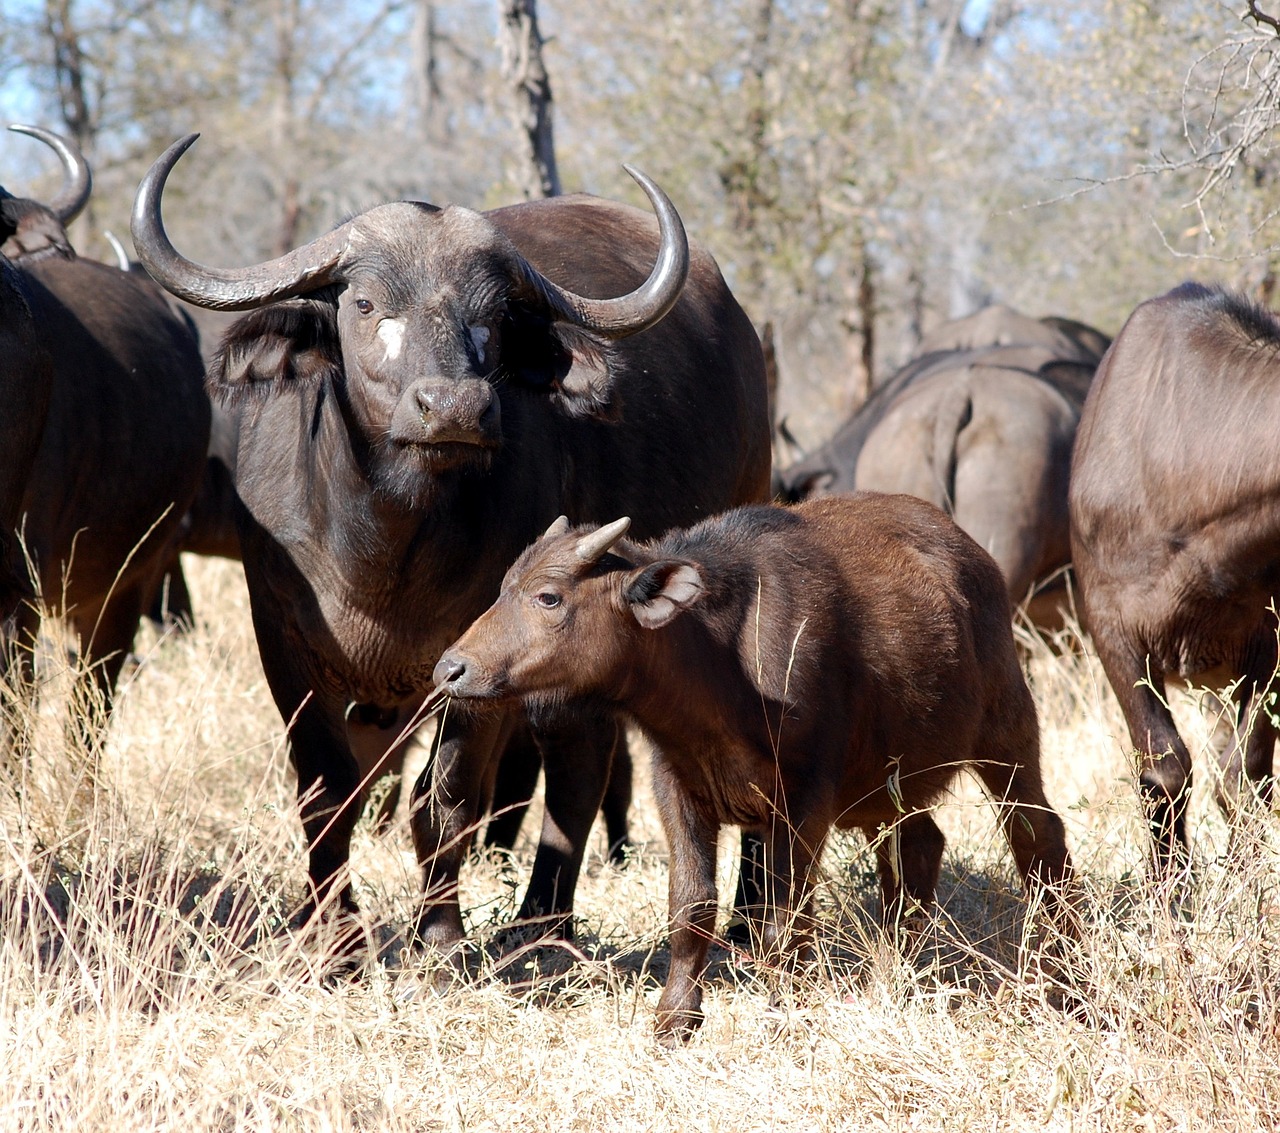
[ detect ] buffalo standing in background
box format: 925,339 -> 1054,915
100,229 -> 241,631
778,306 -> 1109,628
1,125 -> 209,724
0,125 -> 72,627
132,135 -> 772,950
1070,283 -> 1280,871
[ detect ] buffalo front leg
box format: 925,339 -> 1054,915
515,713 -> 618,940
410,709 -> 507,954
252,625 -> 365,922
481,721 -> 541,854
347,702 -> 420,833
652,756 -> 719,1046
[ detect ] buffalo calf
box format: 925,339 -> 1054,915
434,494 -> 1073,1044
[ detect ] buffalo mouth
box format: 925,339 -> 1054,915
395,434 -> 501,471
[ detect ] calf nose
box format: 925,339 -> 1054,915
432,653 -> 467,689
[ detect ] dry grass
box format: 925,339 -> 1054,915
1,557 -> 1278,1131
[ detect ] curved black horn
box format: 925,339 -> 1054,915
516,166 -> 689,338
8,124 -> 91,224
131,134 -> 352,311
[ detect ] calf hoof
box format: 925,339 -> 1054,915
654,1006 -> 704,1048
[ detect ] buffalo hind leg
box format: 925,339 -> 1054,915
1096,638 -> 1192,877
971,722 -> 1075,939
484,723 -> 634,865
601,733 -> 634,863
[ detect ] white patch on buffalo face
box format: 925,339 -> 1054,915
377,317 -> 407,361
469,325 -> 490,367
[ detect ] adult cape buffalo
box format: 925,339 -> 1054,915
0,125 -> 71,627
1070,283 -> 1280,871
131,135 -> 772,951
2,126 -> 209,723
778,307 -> 1108,626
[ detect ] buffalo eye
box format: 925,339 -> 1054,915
532,591 -> 561,610
355,298 -> 374,315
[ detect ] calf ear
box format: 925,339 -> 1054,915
209,296 -> 342,404
624,560 -> 705,629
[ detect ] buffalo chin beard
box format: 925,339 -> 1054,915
368,439 -> 496,510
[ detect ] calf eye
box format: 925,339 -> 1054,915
533,592 -> 561,609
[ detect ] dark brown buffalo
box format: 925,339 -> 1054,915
1070,282 -> 1280,871
1,126 -> 209,722
433,496 -> 1074,1044
778,307 -> 1109,626
1,125 -> 86,628
131,135 -> 771,948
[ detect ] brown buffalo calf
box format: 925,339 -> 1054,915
433,494 -> 1073,1044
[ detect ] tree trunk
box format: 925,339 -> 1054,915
499,0 -> 560,199
43,0 -> 95,229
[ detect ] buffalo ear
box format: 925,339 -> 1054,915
780,468 -> 835,503
209,296 -> 341,404
0,199 -> 74,262
624,560 -> 705,630
500,302 -> 619,421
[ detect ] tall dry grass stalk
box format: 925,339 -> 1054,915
0,558 -> 1277,1130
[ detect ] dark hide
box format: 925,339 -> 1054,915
435,494 -> 1073,1043
5,257 -> 209,720
196,192 -> 770,948
1070,282 -> 1280,871
0,259 -> 53,626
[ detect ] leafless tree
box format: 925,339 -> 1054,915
499,0 -> 559,198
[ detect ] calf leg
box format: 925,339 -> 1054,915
651,757 -> 719,1046
755,809 -> 829,967
870,812 -> 946,940
515,713 -> 617,939
972,709 -> 1074,931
